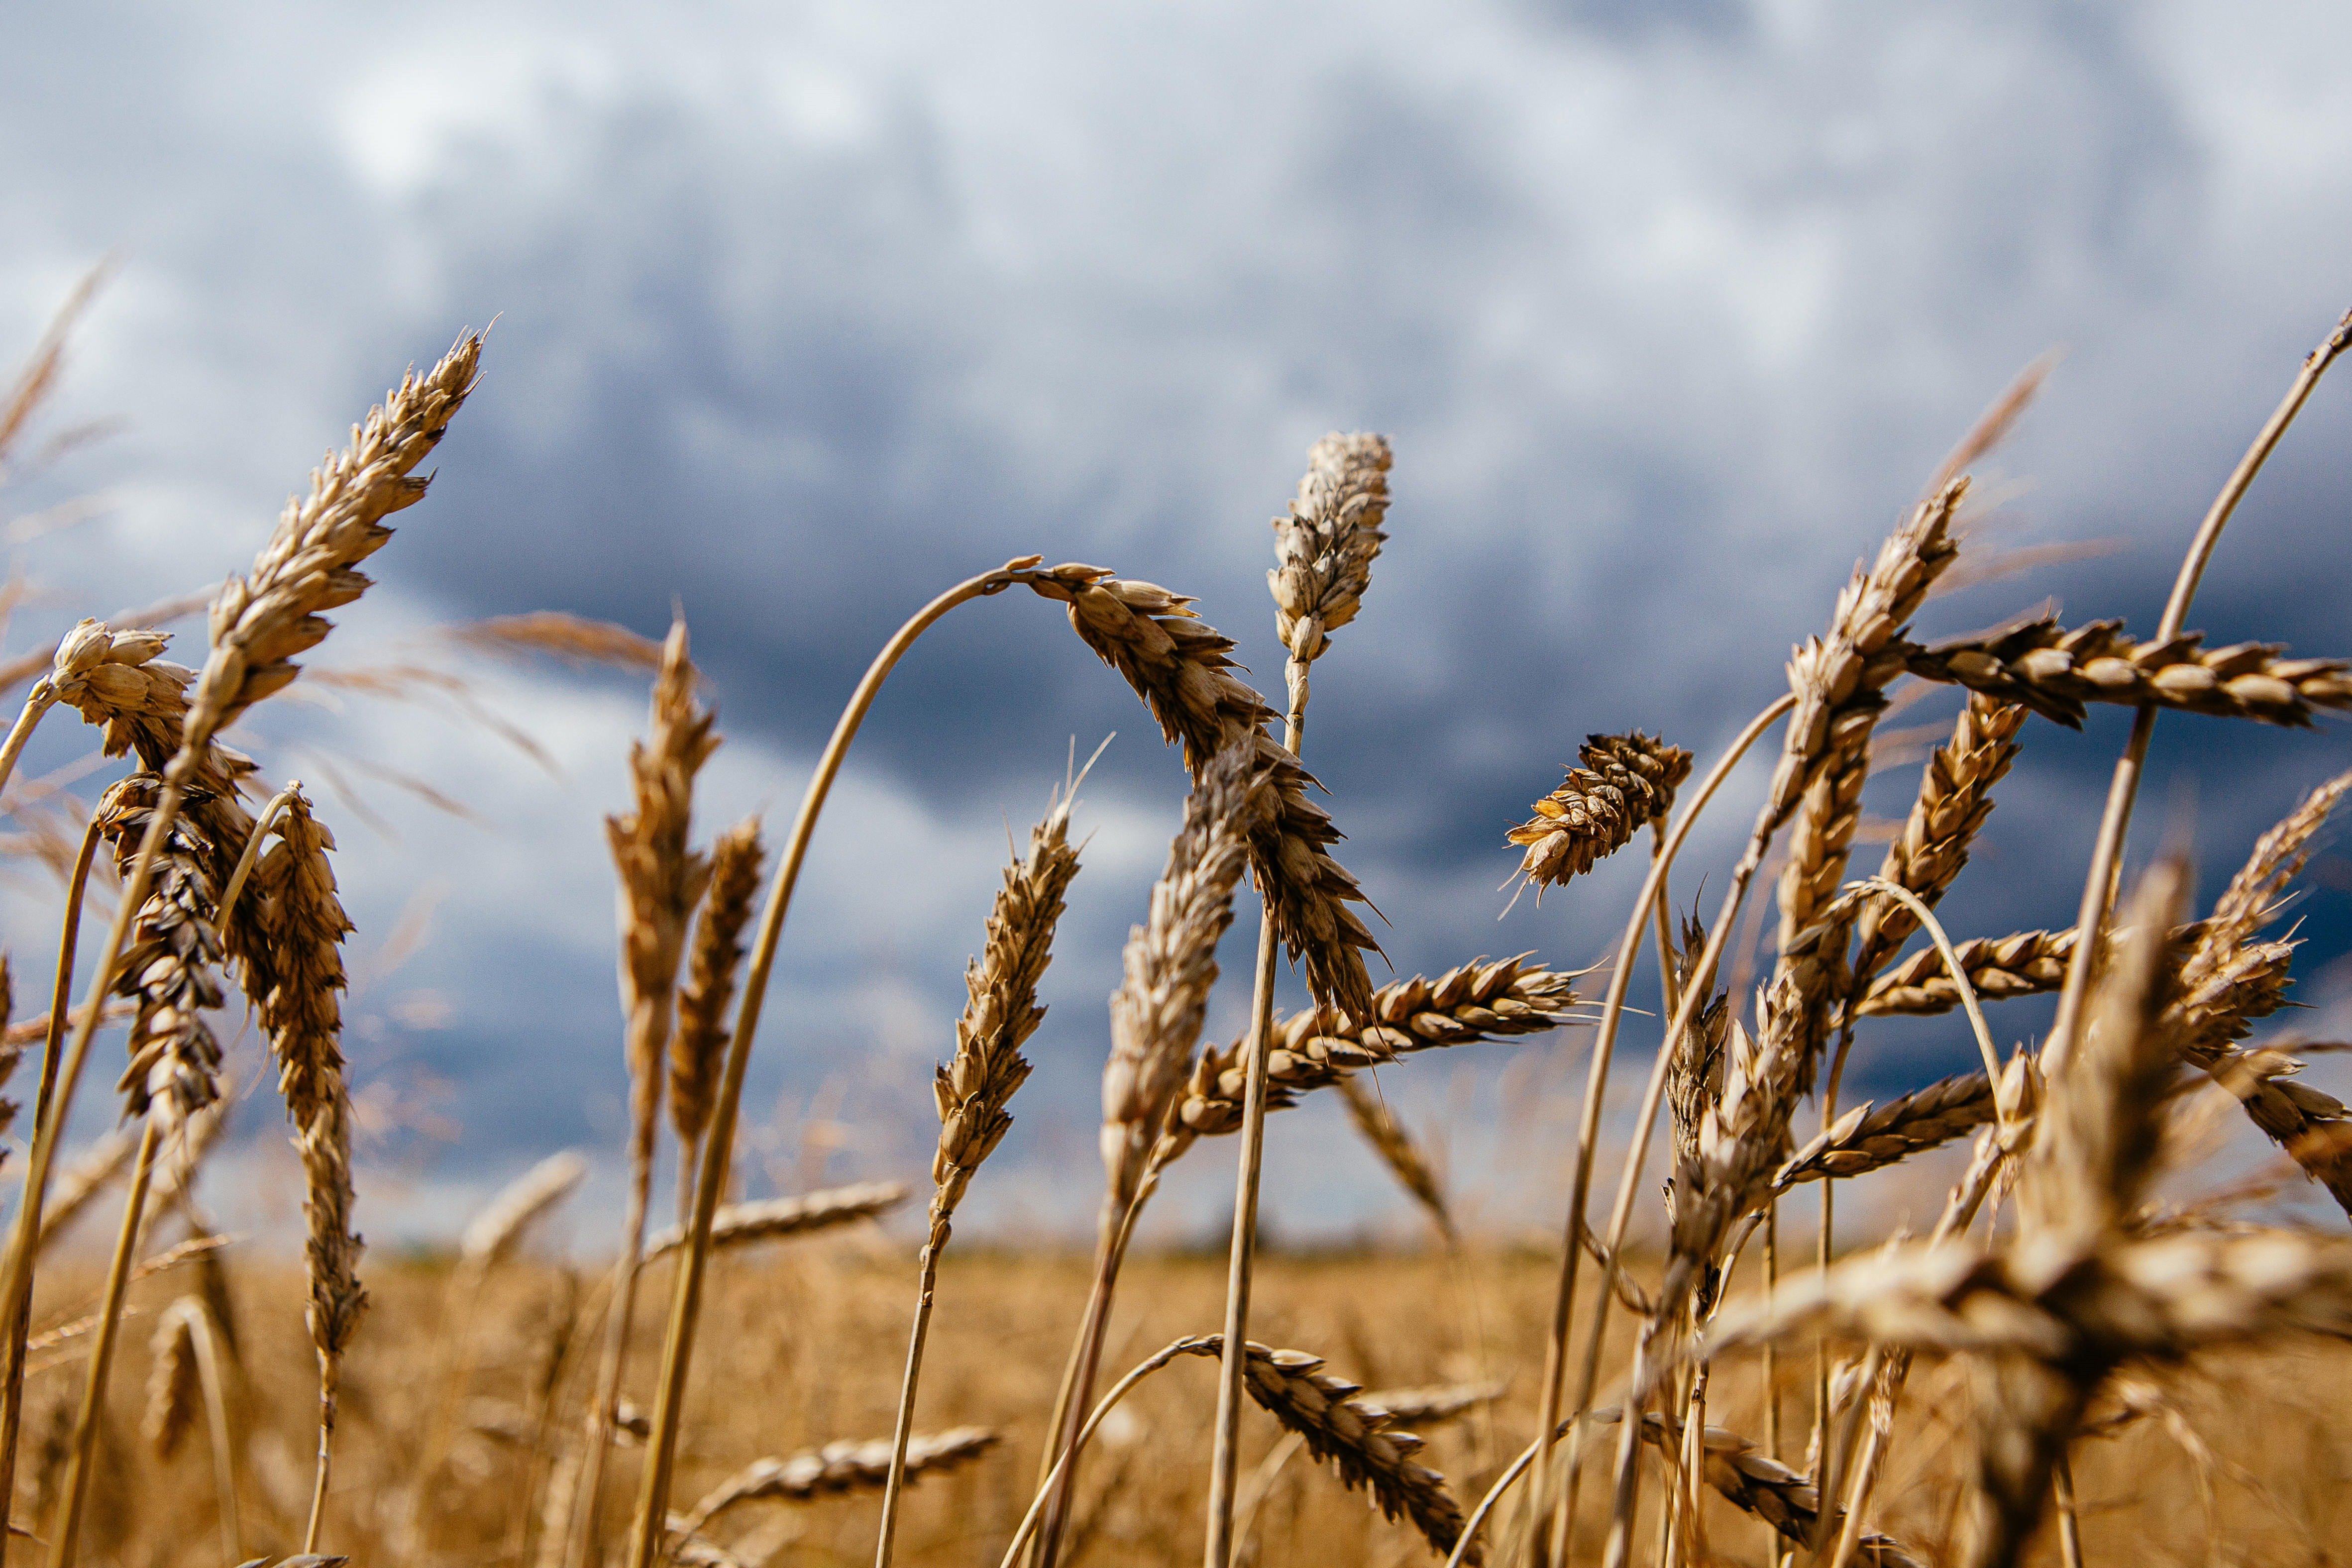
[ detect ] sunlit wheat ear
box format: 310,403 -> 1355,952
1850,693 -> 2028,985
1774,1067 -> 2002,1189
96,777 -> 226,1131
446,609 -> 668,670
191,332 -> 483,744
1158,956 -> 1582,1165
141,1301 -> 201,1460
1505,732 -> 1693,896
676,1428 -> 1000,1535
1024,564 -> 1376,1019
1854,928 -> 2077,1017
1270,430 -> 1391,728
1905,616 -> 2352,727
669,816 -> 764,1164
1099,739 -> 1275,1218
642,1183 -> 909,1257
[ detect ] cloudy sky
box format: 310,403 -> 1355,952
5,0 -> 2351,1249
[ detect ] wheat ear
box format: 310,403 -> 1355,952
570,615 -> 719,1568
141,1295 -> 237,1559
642,1183 -> 909,1258
682,1428 -> 999,1539
1334,1075 -> 1455,1243
1035,740 -> 1271,1568
669,818 -> 764,1220
876,783 -> 1081,1568
1506,732 -> 1695,896
1905,617 -> 2352,727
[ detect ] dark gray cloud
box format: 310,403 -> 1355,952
4,0 -> 2352,1241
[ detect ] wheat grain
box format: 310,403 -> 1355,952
95,777 -> 224,1129
1506,732 -> 1694,895
1774,1069 -> 2001,1188
1271,431 -> 1391,728
1905,616 -> 2352,728
642,1183 -> 909,1257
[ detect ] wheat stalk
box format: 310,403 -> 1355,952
876,781 -> 1082,1568
1036,739 -> 1271,1568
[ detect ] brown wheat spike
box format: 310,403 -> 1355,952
1159,956 -> 1580,1161
94,777 -> 224,1128
1148,1335 -> 1474,1562
1615,1409 -> 1926,1568
248,786 -> 366,1361
1362,1381 -> 1507,1427
933,785 -> 1083,1227
1505,732 -> 1694,894
140,1299 -> 200,1460
1850,694 -> 2030,986
1023,564 -> 1376,1020
188,332 -> 482,745
642,1182 -> 909,1258
1271,431 -> 1391,728
1766,480 -> 1966,948
1665,914 -> 1731,1172
670,816 -> 764,1157
610,615 -> 721,1199
1774,1068 -> 2001,1189
459,1151 -> 590,1271
1854,928 -> 2077,1018
674,1427 -> 1000,1534
1333,1075 -> 1453,1242
1904,615 -> 2352,729
1100,740 -> 1275,1219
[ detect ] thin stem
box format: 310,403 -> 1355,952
2045,309 -> 2352,1081
1761,1202 -> 1784,1568
1203,704 -> 1302,1568
0,690 -> 58,806
1034,1194 -> 1146,1568
997,1339 -> 1201,1568
1524,693 -> 1796,1561
1851,880 -> 2008,1112
624,560 -> 1046,1568
0,814 -> 102,1558
2051,1452 -> 2085,1568
303,1351 -> 337,1554
566,1172 -> 654,1568
48,1112 -> 162,1568
194,1305 -> 241,1562
874,1214 -> 952,1568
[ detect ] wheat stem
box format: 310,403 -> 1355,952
187,1300 -> 240,1561
0,815 -> 101,1556
212,782 -> 298,933
1527,693 -> 1796,1562
47,1112 -> 160,1568
2044,308 -> 2352,1083
0,690 -> 57,804
624,558 -> 1051,1568
303,1351 -> 337,1553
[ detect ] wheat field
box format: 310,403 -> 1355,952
2,273 -> 2352,1568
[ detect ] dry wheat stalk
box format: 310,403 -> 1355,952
1506,732 -> 1694,895
1271,431 -> 1391,729
35,1130 -> 138,1252
1333,1075 -> 1453,1242
642,1182 -> 909,1257
575,617 -> 721,1568
878,784 -> 1083,1567
1774,1069 -> 2001,1189
1905,616 -> 2352,728
1024,565 -> 1375,1020
677,1427 -> 999,1535
1855,929 -> 2077,1017
670,817 -> 764,1178
1034,742 -> 1271,1568
1849,694 -> 2029,985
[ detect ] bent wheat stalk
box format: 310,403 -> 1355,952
623,556 -> 1062,1568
